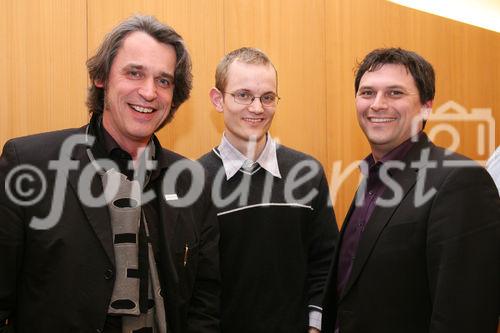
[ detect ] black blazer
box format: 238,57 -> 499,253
0,126 -> 220,333
322,135 -> 500,333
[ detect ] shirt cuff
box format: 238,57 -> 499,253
309,307 -> 322,331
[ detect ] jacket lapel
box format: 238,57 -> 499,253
154,149 -> 181,284
334,198 -> 357,269
327,197 -> 356,303
155,182 -> 180,283
67,132 -> 115,265
339,138 -> 432,301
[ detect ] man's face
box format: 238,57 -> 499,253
355,63 -> 431,159
97,31 -> 176,151
211,61 -> 277,154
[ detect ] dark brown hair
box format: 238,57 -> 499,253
354,47 -> 435,104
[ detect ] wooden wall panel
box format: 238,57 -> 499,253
2,0 -> 499,223
223,0 -> 328,168
0,0 -> 88,148
326,0 -> 500,221
87,0 -> 224,159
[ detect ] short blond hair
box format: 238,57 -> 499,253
215,47 -> 277,91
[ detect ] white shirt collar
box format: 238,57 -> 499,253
486,146 -> 500,194
216,133 -> 282,180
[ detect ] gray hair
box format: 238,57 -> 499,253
86,15 -> 192,125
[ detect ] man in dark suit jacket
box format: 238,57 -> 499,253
0,15 -> 219,333
322,48 -> 500,333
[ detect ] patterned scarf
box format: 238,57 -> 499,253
88,142 -> 167,333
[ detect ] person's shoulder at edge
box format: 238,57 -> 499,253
275,144 -> 325,169
1,126 -> 86,160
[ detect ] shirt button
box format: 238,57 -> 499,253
104,268 -> 114,280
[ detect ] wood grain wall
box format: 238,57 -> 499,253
1,0 -> 500,222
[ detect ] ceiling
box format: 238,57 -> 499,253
388,0 -> 500,33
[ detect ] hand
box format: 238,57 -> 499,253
308,327 -> 320,333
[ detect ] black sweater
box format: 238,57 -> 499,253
199,145 -> 338,333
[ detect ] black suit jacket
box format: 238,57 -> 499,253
322,135 -> 500,333
0,126 -> 220,333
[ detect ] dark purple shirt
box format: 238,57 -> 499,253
336,134 -> 419,296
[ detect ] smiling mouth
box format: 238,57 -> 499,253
368,116 -> 396,123
129,104 -> 155,114
243,117 -> 263,123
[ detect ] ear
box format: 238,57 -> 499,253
94,80 -> 105,88
421,100 -> 433,119
209,87 -> 224,113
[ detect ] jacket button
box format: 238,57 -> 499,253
104,268 -> 114,280
96,329 -> 103,333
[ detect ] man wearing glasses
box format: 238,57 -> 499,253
199,47 -> 338,333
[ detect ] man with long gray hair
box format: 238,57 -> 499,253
0,15 -> 219,333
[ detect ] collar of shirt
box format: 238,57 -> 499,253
360,131 -> 424,177
486,146 -> 500,193
486,146 -> 500,170
217,133 -> 282,180
88,114 -> 164,183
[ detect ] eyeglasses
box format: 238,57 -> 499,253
224,91 -> 280,107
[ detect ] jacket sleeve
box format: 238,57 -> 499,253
426,165 -> 500,333
307,167 -> 339,313
0,140 -> 24,332
186,182 -> 220,333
